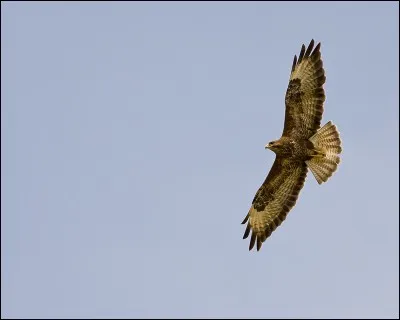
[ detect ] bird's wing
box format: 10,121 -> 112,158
242,157 -> 308,251
283,39 -> 326,139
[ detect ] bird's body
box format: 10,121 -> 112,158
242,39 -> 342,251
267,136 -> 317,161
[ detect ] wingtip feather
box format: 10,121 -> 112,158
305,39 -> 314,57
291,55 -> 297,72
312,42 -> 321,56
243,223 -> 251,239
249,232 -> 256,251
257,237 -> 262,251
298,44 -> 306,63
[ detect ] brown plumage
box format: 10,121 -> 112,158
242,39 -> 342,251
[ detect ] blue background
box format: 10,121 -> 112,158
2,2 -> 398,318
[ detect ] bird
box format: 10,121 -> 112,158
241,39 -> 342,251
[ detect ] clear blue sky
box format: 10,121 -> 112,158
2,2 -> 399,318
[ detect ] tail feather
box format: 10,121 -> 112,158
306,121 -> 342,184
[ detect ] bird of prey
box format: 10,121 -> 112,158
242,39 -> 342,251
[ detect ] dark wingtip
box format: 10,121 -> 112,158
243,223 -> 251,239
249,232 -> 256,251
257,237 -> 262,251
312,42 -> 321,56
298,44 -> 306,63
241,214 -> 249,224
291,55 -> 297,72
304,39 -> 314,58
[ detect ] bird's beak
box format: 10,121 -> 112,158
265,144 -> 270,150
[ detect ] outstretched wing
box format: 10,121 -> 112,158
283,39 -> 326,139
241,158 -> 307,251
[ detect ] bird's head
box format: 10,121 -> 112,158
265,140 -> 282,153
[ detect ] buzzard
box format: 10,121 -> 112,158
242,39 -> 342,251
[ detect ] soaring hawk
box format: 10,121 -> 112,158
242,39 -> 342,251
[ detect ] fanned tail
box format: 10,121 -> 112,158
306,121 -> 342,184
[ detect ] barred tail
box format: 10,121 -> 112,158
306,121 -> 342,184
